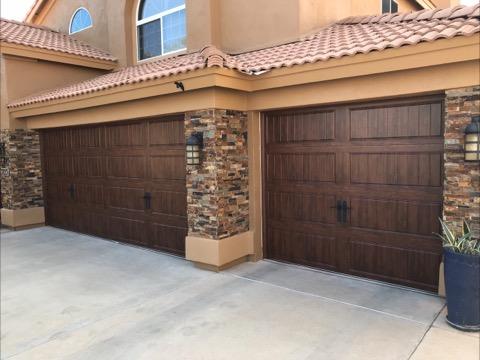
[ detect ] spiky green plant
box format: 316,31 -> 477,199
437,219 -> 480,256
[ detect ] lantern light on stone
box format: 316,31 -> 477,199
465,115 -> 480,162
186,132 -> 203,165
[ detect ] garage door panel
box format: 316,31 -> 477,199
349,240 -> 441,291
71,126 -> 105,149
106,122 -> 146,147
150,154 -> 185,181
350,152 -> 442,187
350,102 -> 443,139
43,128 -> 72,153
74,183 -> 105,208
267,227 -> 337,270
349,198 -> 441,236
108,216 -> 148,246
44,156 -> 74,178
73,156 -> 104,178
266,110 -> 336,143
74,209 -> 107,237
107,156 -> 146,179
46,203 -> 74,229
149,118 -> 185,145
267,191 -> 336,225
45,181 -> 71,202
265,96 -> 443,291
150,224 -> 186,254
150,190 -> 186,217
106,186 -> 145,212
266,153 -> 336,183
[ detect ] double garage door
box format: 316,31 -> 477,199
41,116 -> 187,256
41,96 -> 443,291
264,96 -> 444,292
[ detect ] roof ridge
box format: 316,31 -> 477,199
0,17 -> 58,33
337,4 -> 479,25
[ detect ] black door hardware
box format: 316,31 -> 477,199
341,200 -> 351,224
331,200 -> 343,223
332,200 -> 351,223
68,184 -> 75,199
143,192 -> 152,210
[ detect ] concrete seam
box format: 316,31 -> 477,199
227,272 -> 430,327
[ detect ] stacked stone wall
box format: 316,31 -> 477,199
0,129 -> 43,210
444,86 -> 480,238
185,109 -> 249,239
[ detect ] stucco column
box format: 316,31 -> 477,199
184,109 -> 253,270
443,86 -> 480,238
0,129 -> 44,228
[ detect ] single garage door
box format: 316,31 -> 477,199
41,116 -> 187,256
264,96 -> 444,292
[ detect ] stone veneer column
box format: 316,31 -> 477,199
185,109 -> 251,269
444,86 -> 480,238
0,129 -> 44,228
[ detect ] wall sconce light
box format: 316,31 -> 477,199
186,132 -> 203,165
465,115 -> 480,162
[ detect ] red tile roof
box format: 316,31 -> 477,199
0,18 -> 117,62
8,5 -> 480,109
234,4 -> 480,72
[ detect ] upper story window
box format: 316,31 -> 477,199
382,0 -> 399,13
137,0 -> 186,61
69,8 -> 93,34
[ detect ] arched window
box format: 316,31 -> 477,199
69,8 -> 93,34
137,0 -> 186,61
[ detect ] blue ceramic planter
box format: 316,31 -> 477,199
444,248 -> 480,331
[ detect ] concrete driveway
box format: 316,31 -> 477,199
1,227 -> 478,360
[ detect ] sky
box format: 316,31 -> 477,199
0,0 -> 478,21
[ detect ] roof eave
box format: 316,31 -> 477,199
8,35 -> 479,118
414,0 -> 437,10
0,41 -> 117,70
25,0 -> 56,24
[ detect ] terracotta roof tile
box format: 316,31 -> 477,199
0,18 -> 116,62
8,4 -> 480,109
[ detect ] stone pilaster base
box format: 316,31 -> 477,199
184,109 -> 251,269
1,207 -> 45,229
0,129 -> 44,228
186,231 -> 254,270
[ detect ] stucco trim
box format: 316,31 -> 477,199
186,231 -> 254,267
0,42 -> 117,70
1,207 -> 45,228
26,0 -> 56,24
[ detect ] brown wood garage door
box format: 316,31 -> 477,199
41,116 -> 187,256
264,96 -> 444,292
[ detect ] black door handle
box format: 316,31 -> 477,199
143,192 -> 151,210
330,200 -> 343,223
68,184 -> 75,199
341,200 -> 351,224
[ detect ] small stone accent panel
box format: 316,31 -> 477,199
444,86 -> 480,238
0,129 -> 43,210
185,109 -> 249,239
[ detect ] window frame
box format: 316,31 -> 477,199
381,0 -> 399,13
136,1 -> 187,62
69,7 -> 93,35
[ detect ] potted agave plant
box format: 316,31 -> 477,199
437,219 -> 480,331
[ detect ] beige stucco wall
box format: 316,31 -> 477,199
0,54 -> 105,129
35,0 -> 428,65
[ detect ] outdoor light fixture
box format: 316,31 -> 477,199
186,132 -> 203,165
464,115 -> 480,162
